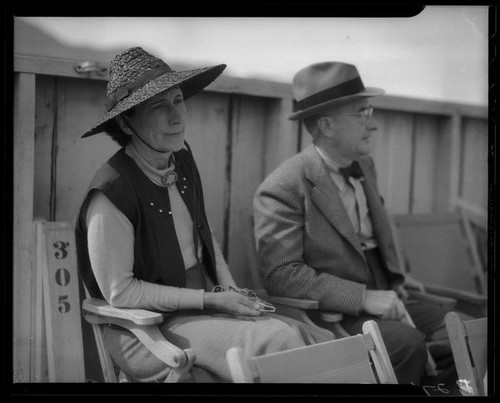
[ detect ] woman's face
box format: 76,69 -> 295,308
126,86 -> 187,154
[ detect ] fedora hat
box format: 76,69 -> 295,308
82,47 -> 226,138
288,61 -> 384,121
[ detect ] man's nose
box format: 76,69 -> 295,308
366,115 -> 378,131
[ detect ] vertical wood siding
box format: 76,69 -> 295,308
370,110 -> 414,214
14,61 -> 487,382
184,92 -> 231,245
31,76 -> 489,291
460,118 -> 488,212
13,72 -> 36,383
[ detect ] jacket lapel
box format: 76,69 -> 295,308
303,145 -> 365,257
358,159 -> 399,272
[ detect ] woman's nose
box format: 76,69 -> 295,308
166,103 -> 183,125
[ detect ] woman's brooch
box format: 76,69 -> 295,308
162,170 -> 178,188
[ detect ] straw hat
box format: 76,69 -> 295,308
82,47 -> 226,137
288,61 -> 384,121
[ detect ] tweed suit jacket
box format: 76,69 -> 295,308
253,144 -> 405,317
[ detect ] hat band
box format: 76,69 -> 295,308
105,65 -> 173,112
294,77 -> 365,112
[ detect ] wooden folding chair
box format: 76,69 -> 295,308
391,212 -> 487,318
70,219 -> 197,382
82,297 -> 196,383
226,320 -> 397,383
445,312 -> 487,396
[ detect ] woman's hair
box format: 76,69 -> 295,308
104,110 -> 134,147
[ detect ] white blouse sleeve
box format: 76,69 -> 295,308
86,190 -> 205,311
209,231 -> 237,287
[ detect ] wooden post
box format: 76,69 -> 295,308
13,72 -> 36,383
33,221 -> 49,381
262,98 -> 299,177
448,112 -> 462,211
226,96 -> 266,288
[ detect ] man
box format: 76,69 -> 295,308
253,61 -> 455,385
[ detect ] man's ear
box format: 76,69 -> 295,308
317,116 -> 335,138
115,115 -> 134,135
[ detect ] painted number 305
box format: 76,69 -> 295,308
53,241 -> 71,314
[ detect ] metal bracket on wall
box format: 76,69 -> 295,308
74,61 -> 107,76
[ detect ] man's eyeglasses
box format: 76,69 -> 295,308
346,106 -> 374,124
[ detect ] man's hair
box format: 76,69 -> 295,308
302,114 -> 323,142
303,114 -> 320,134
104,110 -> 134,147
302,103 -> 347,142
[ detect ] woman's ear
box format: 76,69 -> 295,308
115,115 -> 133,136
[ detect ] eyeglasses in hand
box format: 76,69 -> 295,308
212,285 -> 276,312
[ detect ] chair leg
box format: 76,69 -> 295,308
164,348 -> 196,383
118,370 -> 133,382
362,320 -> 398,384
226,347 -> 254,383
330,322 -> 351,339
90,323 -> 118,382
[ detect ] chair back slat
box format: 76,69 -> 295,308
393,213 -> 482,294
252,334 -> 376,383
227,320 -> 396,384
446,312 -> 487,396
464,318 -> 488,381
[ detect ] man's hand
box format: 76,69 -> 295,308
203,290 -> 262,317
361,289 -> 406,320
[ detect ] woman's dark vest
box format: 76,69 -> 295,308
75,145 -> 218,300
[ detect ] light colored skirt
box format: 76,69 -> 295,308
103,263 -> 330,382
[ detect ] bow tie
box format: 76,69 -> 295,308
338,161 -> 364,183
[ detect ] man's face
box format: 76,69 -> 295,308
127,86 -> 187,153
324,98 -> 378,161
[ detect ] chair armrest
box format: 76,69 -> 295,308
82,298 -> 192,369
266,295 -> 320,310
265,295 -> 343,322
82,298 -> 164,326
318,311 -> 344,323
423,285 -> 487,305
407,290 -> 458,310
257,292 -> 343,327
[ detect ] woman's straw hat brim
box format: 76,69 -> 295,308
82,63 -> 226,138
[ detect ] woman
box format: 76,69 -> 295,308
75,47 -> 328,382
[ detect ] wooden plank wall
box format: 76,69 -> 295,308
34,76 -> 120,221
369,110 -> 415,214
15,56 -> 488,382
31,74 -> 489,288
33,76 -> 302,290
13,72 -> 36,383
460,118 -> 488,216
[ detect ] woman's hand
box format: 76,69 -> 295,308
203,290 -> 262,317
